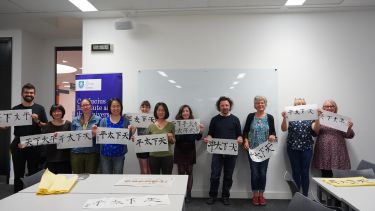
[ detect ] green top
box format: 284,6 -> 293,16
147,121 -> 175,157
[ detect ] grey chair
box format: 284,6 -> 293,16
284,171 -> 300,196
332,168 -> 375,178
20,169 -> 46,189
357,160 -> 375,172
287,192 -> 335,211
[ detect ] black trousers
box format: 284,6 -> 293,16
10,140 -> 41,193
149,156 -> 173,175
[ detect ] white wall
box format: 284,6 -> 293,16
1,29 -> 81,183
88,10 -> 375,198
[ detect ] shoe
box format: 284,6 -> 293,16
222,197 -> 231,205
259,196 -> 266,206
206,197 -> 216,205
252,196 -> 259,206
185,195 -> 192,203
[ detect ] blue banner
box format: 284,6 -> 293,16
75,73 -> 122,118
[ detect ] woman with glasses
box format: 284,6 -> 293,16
313,99 -> 355,177
281,98 -> 320,196
71,98 -> 101,174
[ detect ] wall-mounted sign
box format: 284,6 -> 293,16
91,44 -> 111,51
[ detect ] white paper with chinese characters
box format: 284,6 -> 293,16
320,110 -> 350,132
96,127 -> 130,145
172,119 -> 200,135
249,141 -> 278,162
285,104 -> 318,121
0,109 -> 32,127
125,113 -> 155,128
20,133 -> 58,147
133,134 -> 168,153
82,195 -> 170,208
56,130 -> 93,149
115,176 -> 175,187
206,138 -> 238,155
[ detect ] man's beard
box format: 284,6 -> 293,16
23,96 -> 34,103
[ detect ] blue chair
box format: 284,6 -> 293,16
284,170 -> 300,196
332,168 -> 375,178
20,169 -> 45,189
287,192 -> 335,211
357,160 -> 375,172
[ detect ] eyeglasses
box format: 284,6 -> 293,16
323,105 -> 335,108
81,104 -> 91,108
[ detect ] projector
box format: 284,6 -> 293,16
115,19 -> 133,30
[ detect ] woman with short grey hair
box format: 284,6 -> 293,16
243,95 -> 276,206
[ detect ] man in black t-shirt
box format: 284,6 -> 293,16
10,83 -> 47,193
204,96 -> 243,205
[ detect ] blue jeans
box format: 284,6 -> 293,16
100,155 -> 125,174
209,154 -> 237,198
249,157 -> 269,192
287,147 -> 313,196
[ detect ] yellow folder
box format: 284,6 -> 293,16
37,168 -> 78,195
323,176 -> 375,187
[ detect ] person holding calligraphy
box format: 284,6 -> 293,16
7,83 -> 48,193
41,104 -> 72,174
147,102 -> 175,175
71,98 -> 101,174
135,100 -> 152,174
281,98 -> 320,196
174,104 -> 204,203
204,96 -> 242,206
243,96 -> 276,206
98,98 -> 135,174
313,99 -> 355,178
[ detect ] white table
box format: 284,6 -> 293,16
313,177 -> 375,211
20,174 -> 188,195
0,193 -> 185,211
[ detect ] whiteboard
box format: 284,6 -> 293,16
137,68 -> 278,194
137,68 -> 278,130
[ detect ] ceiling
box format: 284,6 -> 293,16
1,0 -> 375,39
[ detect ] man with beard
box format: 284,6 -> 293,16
10,83 -> 47,193
204,96 -> 243,206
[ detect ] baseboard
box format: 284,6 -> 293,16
191,190 -> 292,199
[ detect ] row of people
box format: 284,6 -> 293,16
5,83 -> 355,207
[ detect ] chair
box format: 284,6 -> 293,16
287,192 -> 335,211
20,169 -> 45,188
283,170 -> 299,196
357,160 -> 375,172
332,168 -> 375,178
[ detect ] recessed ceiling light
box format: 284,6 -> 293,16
57,64 -> 77,74
69,0 -> 98,12
285,0 -> 306,6
229,86 -> 234,89
157,71 -> 168,77
237,73 -> 246,79
233,81 -> 239,85
176,85 -> 182,88
168,80 -> 176,84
